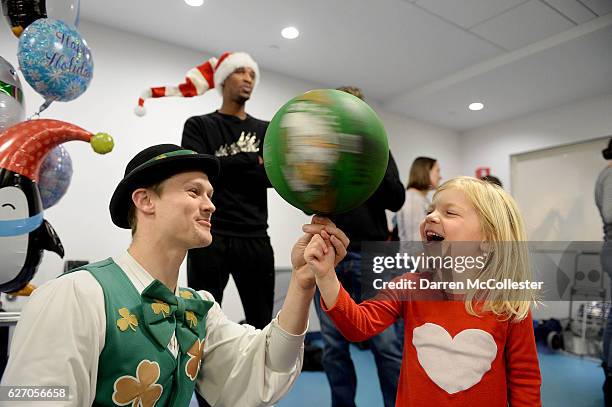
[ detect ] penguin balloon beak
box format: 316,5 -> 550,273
40,219 -> 65,258
7,283 -> 36,296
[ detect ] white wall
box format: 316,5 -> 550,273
460,94 -> 612,320
460,93 -> 612,187
0,21 -> 461,322
376,107 -> 462,184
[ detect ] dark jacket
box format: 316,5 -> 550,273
181,111 -> 270,237
330,152 -> 405,251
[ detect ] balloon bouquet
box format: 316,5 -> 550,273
0,0 -> 114,295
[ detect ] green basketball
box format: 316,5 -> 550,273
264,89 -> 389,215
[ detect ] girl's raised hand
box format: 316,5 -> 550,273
305,234 -> 336,280
302,216 -> 349,267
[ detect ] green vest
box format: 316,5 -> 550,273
67,258 -> 212,406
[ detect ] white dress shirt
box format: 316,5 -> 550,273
1,252 -> 305,406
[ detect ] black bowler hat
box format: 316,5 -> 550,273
109,144 -> 220,229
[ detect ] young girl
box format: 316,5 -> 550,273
307,176 -> 541,406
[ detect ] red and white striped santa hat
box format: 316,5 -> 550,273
135,51 -> 260,116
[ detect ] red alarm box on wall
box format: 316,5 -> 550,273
475,167 -> 490,178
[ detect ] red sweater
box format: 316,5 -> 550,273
323,284 -> 541,406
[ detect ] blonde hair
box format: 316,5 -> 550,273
433,176 -> 537,321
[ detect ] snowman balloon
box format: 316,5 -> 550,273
0,119 -> 113,293
0,56 -> 25,134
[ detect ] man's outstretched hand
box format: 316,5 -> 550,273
291,216 -> 349,290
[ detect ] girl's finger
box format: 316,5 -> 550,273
316,236 -> 328,254
309,246 -> 321,260
297,232 -> 314,245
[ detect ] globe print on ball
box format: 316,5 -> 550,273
264,89 -> 389,215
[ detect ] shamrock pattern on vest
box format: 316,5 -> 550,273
116,307 -> 138,332
186,338 -> 205,381
112,359 -> 163,407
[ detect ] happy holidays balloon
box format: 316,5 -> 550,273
1,0 -> 81,37
18,18 -> 92,110
0,56 -> 25,133
0,119 -> 113,293
38,145 -> 72,209
264,89 -> 389,215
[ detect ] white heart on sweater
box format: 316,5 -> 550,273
412,323 -> 498,394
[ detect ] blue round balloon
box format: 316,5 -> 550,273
38,145 -> 73,209
17,18 -> 93,102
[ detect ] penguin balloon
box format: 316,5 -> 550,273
0,119 -> 113,293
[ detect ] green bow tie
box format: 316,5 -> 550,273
141,280 -> 213,353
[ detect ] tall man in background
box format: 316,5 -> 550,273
180,52 -> 274,407
313,86 -> 405,407
181,52 -> 273,327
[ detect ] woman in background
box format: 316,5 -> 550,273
397,157 -> 441,242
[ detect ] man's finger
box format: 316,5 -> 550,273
303,222 -> 348,250
330,235 -> 347,260
302,224 -> 326,234
312,215 -> 336,227
324,225 -> 350,248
